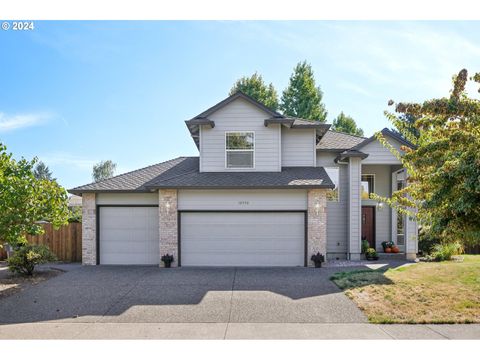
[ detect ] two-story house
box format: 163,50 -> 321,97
70,91 -> 418,267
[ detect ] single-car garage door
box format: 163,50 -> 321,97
99,206 -> 159,265
180,212 -> 305,267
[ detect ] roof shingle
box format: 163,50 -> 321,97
316,130 -> 366,150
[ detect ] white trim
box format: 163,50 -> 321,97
312,128 -> 317,167
224,131 -> 255,169
278,124 -> 282,171
199,124 -> 203,172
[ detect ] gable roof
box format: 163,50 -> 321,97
350,128 -> 416,151
316,130 -> 366,151
69,157 -> 334,194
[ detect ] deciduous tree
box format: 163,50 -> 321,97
332,112 -> 364,136
92,160 -> 116,182
230,72 -> 279,111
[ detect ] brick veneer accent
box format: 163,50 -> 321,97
82,193 -> 96,265
159,189 -> 178,267
307,189 -> 327,267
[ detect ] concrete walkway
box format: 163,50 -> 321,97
0,322 -> 479,339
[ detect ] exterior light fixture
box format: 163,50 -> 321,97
315,198 -> 321,216
377,202 -> 385,211
165,201 -> 171,215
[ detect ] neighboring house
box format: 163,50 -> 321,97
67,195 -> 83,208
69,92 -> 417,267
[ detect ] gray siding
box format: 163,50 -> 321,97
360,136 -> 402,165
348,157 -> 362,255
178,189 -> 307,211
316,151 -> 348,258
96,193 -> 158,205
199,97 -> 281,172
281,128 -> 316,167
362,165 -> 392,252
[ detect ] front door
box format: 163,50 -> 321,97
362,206 -> 375,249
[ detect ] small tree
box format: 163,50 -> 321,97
92,160 -> 116,182
332,112 -> 364,136
0,143 -> 69,247
280,61 -> 328,122
230,72 -> 279,111
33,161 -> 53,180
375,69 -> 480,247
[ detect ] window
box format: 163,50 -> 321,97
361,174 -> 375,200
225,132 -> 254,168
396,180 -> 405,245
325,167 -> 339,201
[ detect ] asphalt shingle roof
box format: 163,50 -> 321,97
316,130 -> 366,150
69,157 -> 334,194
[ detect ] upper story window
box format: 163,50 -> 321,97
361,174 -> 375,199
225,132 -> 255,169
325,167 -> 339,202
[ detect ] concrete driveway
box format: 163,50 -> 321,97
0,266 -> 366,324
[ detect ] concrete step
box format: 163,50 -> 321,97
376,252 -> 406,259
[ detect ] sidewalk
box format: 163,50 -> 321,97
1,322 -> 479,339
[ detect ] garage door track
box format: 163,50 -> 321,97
0,266 -> 366,324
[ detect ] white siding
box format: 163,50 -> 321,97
178,189 -> 307,210
96,193 -> 158,205
317,152 -> 348,258
200,98 -> 281,172
281,128 -> 315,167
360,136 -> 403,164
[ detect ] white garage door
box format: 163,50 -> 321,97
99,206 -> 159,265
180,212 -> 305,267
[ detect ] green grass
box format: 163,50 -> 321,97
331,255 -> 480,324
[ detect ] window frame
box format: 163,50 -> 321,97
396,179 -> 406,245
224,131 -> 255,169
361,174 -> 375,200
325,166 -> 340,202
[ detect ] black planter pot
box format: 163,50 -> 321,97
313,261 -> 322,268
366,256 -> 379,261
163,261 -> 172,268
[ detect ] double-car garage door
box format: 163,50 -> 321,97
99,207 -> 305,266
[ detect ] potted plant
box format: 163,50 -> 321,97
161,254 -> 174,268
310,252 -> 325,268
361,240 -> 370,254
365,248 -> 379,261
381,240 -> 395,252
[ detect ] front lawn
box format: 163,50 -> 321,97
331,255 -> 480,324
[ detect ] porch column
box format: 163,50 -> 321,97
307,189 -> 327,266
81,193 -> 97,265
348,157 -> 362,260
159,189 -> 179,267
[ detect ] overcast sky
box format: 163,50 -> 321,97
1,21 -> 479,189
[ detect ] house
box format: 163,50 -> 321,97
69,92 -> 418,267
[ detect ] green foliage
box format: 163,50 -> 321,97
33,161 -> 53,180
361,240 -> 370,254
431,242 -> 463,262
376,69 -> 480,246
68,206 -> 82,223
280,61 -> 327,122
365,248 -> 377,257
7,244 -> 57,276
418,226 -> 441,255
0,143 -> 69,247
92,160 -> 116,182
332,112 -> 364,136
230,72 -> 279,111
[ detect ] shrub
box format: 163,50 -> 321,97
418,225 -> 441,255
431,242 -> 463,262
7,244 -> 57,276
361,240 -> 370,254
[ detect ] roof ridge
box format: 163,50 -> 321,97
69,156 -> 189,191
328,129 -> 367,139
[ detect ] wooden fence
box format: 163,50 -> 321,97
26,222 -> 82,262
0,223 -> 82,262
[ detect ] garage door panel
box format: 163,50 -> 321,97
181,212 -> 304,267
100,207 -> 159,265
